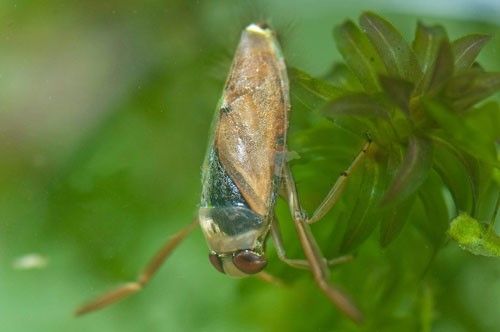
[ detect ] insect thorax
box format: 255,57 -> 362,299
199,148 -> 269,253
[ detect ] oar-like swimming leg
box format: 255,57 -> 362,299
75,219 -> 198,316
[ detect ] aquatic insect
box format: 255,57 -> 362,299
76,23 -> 371,323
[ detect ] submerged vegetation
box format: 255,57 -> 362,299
1,4 -> 499,332
279,12 -> 499,330
290,11 -> 499,257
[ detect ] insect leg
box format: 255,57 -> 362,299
255,271 -> 285,286
282,164 -> 363,323
75,219 -> 198,316
271,216 -> 353,270
271,215 -> 313,269
308,138 -> 373,224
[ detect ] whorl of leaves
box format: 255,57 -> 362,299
291,12 -> 499,250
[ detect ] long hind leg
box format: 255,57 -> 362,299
75,219 -> 198,316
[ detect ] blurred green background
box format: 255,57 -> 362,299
1,1 -> 499,331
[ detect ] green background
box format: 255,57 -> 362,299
1,1 -> 499,331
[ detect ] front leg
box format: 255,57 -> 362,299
270,215 -> 353,270
308,138 -> 372,224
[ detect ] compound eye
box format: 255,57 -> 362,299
208,253 -> 225,274
232,250 -> 267,274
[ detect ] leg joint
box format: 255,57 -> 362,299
364,132 -> 373,143
293,210 -> 308,223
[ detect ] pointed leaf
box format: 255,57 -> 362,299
475,181 -> 500,223
431,140 -> 488,219
340,158 -> 384,253
448,212 -> 500,257
324,63 -> 364,91
426,40 -> 454,95
424,100 -> 498,165
379,194 -> 417,247
289,67 -> 345,111
334,20 -> 385,92
321,93 -> 402,144
464,102 -> 500,146
452,34 -> 491,73
412,22 -> 447,80
444,70 -> 500,111
322,93 -> 387,118
359,12 -> 421,83
382,136 -> 433,204
379,75 -> 414,112
416,171 -> 450,247
432,138 -> 475,213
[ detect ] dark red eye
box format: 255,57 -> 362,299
232,250 -> 267,274
208,253 -> 225,274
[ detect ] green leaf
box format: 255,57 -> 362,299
340,158 -> 384,253
322,93 -> 387,117
416,171 -> 450,247
379,75 -> 414,112
424,100 -> 498,165
444,70 -> 500,111
382,136 -> 434,204
290,67 -> 344,100
323,63 -> 364,91
334,20 -> 385,92
452,34 -> 491,73
432,138 -> 475,213
320,92 -> 404,145
475,181 -> 500,223
464,102 -> 500,144
379,194 -> 417,247
412,22 -> 448,95
426,40 -> 454,95
359,11 -> 421,83
289,68 -> 377,138
289,67 -> 345,111
448,212 -> 500,257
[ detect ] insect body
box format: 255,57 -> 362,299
199,23 -> 288,277
76,23 -> 371,323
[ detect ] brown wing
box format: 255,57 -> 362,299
215,25 -> 289,217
